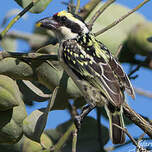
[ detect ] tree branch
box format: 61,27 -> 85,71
72,128 -> 78,152
50,123 -> 76,152
135,88 -> 152,99
113,124 -> 149,152
75,0 -> 80,14
0,51 -> 58,61
88,0 -> 116,30
0,0 -> 40,39
78,0 -> 101,19
94,0 -> 150,36
123,103 -> 152,139
113,124 -> 138,147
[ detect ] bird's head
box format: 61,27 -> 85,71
36,10 -> 89,41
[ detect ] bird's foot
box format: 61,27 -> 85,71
74,103 -> 96,131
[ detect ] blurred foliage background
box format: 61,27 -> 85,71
0,0 -> 152,152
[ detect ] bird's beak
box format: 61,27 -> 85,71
36,17 -> 59,30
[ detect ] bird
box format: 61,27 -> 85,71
36,10 -> 135,144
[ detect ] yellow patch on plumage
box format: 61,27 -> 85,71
67,56 -> 71,60
36,22 -> 42,27
83,36 -> 86,43
57,10 -> 78,23
84,62 -> 88,65
73,60 -> 76,64
80,54 -> 84,58
89,60 -> 93,64
78,61 -> 84,66
74,53 -> 78,57
64,53 -> 67,57
57,11 -> 70,17
87,40 -> 93,46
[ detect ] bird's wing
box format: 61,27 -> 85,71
96,40 -> 135,99
108,57 -> 135,99
62,40 -> 124,107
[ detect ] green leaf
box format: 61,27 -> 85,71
0,98 -> 27,144
0,75 -> 21,111
23,109 -> 47,143
14,0 -> 53,14
0,58 -> 34,80
46,117 -> 109,152
1,37 -> 16,52
23,87 -> 58,143
37,64 -> 81,110
17,80 -> 51,105
0,138 -> 23,152
62,117 -> 109,152
22,133 -> 53,152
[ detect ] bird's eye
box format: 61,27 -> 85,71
53,15 -> 57,20
61,16 -> 66,22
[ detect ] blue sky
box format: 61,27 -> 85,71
0,0 -> 152,151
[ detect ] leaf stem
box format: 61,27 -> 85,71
51,123 -> 76,152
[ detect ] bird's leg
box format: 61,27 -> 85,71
74,103 -> 96,131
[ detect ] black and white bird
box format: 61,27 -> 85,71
36,10 -> 135,144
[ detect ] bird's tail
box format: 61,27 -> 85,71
105,103 -> 125,144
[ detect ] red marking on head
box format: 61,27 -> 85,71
53,12 -> 58,17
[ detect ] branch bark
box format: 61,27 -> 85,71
0,0 -> 41,39
123,103 -> 152,139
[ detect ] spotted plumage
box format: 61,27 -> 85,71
36,10 -> 135,145
62,33 -> 134,108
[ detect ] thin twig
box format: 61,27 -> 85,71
67,0 -> 75,14
113,124 -> 150,152
78,0 -> 101,20
51,123 -> 76,152
128,57 -> 149,79
94,0 -> 150,36
88,0 -> 116,30
123,103 -> 152,139
135,88 -> 152,99
0,0 -> 40,39
105,137 -> 151,152
113,124 -> 138,146
115,44 -> 123,57
138,133 -> 146,143
75,0 -> 80,14
67,102 -> 78,119
128,65 -> 141,78
72,129 -> 78,152
0,51 -> 58,61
